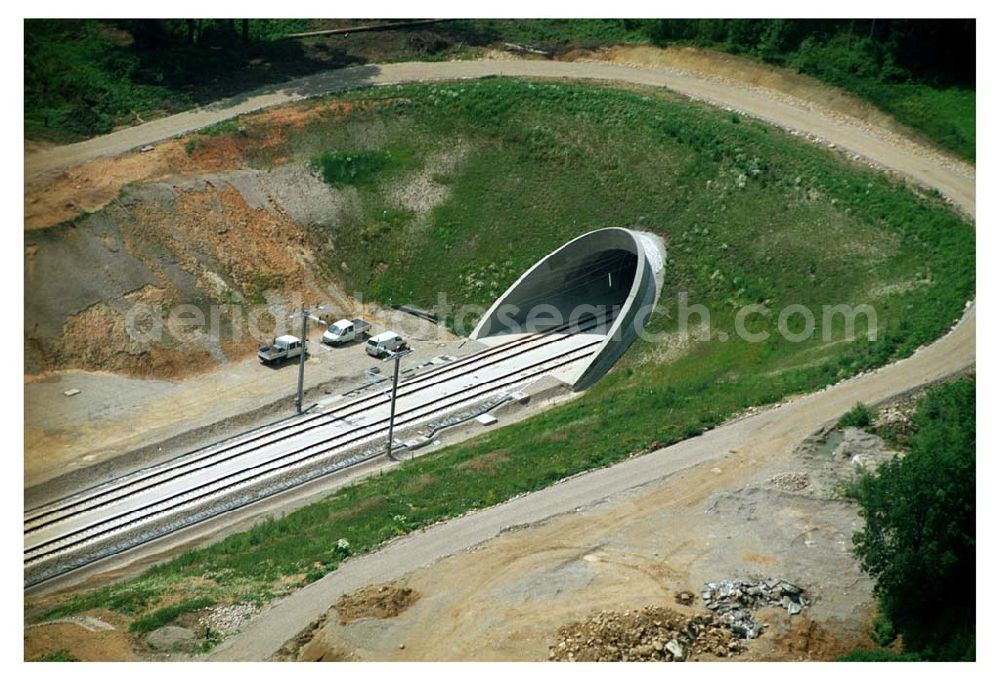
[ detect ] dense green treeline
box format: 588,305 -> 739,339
642,19 -> 975,159
844,377 -> 975,661
24,19 -> 314,140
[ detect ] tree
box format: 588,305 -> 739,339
851,378 -> 975,660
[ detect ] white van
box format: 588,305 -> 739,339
366,331 -> 407,358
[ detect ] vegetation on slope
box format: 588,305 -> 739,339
32,80 -> 974,644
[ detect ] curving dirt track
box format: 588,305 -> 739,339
25,59 -> 975,218
25,56 -> 975,660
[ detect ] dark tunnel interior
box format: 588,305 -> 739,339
477,248 -> 639,335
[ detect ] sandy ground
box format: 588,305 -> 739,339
24,614 -> 138,662
296,433 -> 878,661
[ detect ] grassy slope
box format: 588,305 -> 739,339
36,80 -> 974,640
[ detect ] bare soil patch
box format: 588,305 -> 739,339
25,175 -> 316,378
24,98 -> 379,232
24,613 -> 137,661
334,583 -> 421,625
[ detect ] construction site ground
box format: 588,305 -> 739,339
268,400 -> 919,662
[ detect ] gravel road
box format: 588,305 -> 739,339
159,58 -> 975,660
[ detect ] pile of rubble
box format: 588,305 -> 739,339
702,578 -> 809,639
198,601 -> 258,635
549,606 -> 744,662
769,472 -> 810,492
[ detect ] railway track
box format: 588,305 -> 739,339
25,321 -> 609,584
25,313 -> 612,530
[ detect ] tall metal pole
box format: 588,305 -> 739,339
295,306 -> 307,414
288,304 -> 323,415
385,352 -> 401,460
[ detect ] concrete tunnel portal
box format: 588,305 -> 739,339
472,227 -> 665,389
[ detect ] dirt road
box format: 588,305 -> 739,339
25,59 -> 975,218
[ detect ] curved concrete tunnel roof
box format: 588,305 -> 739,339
471,227 -> 665,389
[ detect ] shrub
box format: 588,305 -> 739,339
870,611 -> 897,647
851,378 -> 975,660
35,649 -> 79,662
838,402 -> 873,429
310,149 -> 393,188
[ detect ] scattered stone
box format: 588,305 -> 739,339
674,590 -> 696,606
146,625 -> 196,650
701,577 -> 810,639
769,472 -> 809,491
665,639 -> 685,660
62,388 -> 81,397
198,602 -> 258,635
834,428 -> 900,471
549,606 -> 744,661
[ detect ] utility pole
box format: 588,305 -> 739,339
290,304 -> 324,414
382,347 -> 412,460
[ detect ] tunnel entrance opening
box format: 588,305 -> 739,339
477,248 -> 639,336
471,227 -> 664,389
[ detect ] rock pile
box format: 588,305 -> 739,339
769,472 -> 810,491
198,602 -> 258,635
549,606 -> 744,662
702,578 -> 809,639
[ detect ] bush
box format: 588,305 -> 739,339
870,611 -> 897,647
851,378 -> 975,660
35,649 -> 79,662
310,149 -> 394,188
838,402 -> 873,429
